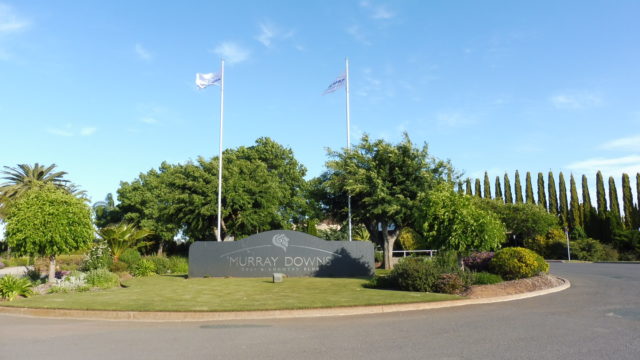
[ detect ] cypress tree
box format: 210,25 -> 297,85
474,178 -> 482,198
608,176 -> 621,224
537,172 -> 547,210
457,181 -> 464,194
495,176 -> 503,200
636,173 -> 640,228
569,174 -> 581,230
525,172 -> 535,204
504,173 -> 513,204
582,174 -> 597,238
548,171 -> 558,215
465,178 -> 472,196
514,170 -> 523,204
581,175 -> 593,212
622,173 -> 633,229
558,172 -> 569,227
596,171 -> 607,216
483,172 -> 492,199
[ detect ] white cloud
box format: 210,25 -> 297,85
436,112 -> 475,128
134,43 -> 152,60
346,25 -> 371,45
566,155 -> 640,175
140,117 -> 158,124
0,4 -> 29,34
47,128 -> 73,137
550,91 -> 603,109
359,1 -> 395,19
256,23 -> 276,47
80,127 -> 97,136
599,134 -> 640,152
213,41 -> 250,64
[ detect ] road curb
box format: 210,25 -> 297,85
0,276 -> 571,322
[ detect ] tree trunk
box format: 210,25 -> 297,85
48,255 -> 56,283
156,241 -> 164,256
382,224 -> 400,270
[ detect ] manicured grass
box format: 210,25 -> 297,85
3,275 -> 460,312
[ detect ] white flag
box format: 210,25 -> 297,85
196,72 -> 221,89
323,74 -> 346,94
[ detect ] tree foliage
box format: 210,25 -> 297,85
4,185 -> 93,282
320,133 -> 454,269
420,185 -> 505,252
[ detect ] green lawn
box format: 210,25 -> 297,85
3,275 -> 460,312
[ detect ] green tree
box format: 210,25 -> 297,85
420,185 -> 505,253
514,170 -> 523,204
622,173 -> 634,229
504,173 -> 513,204
97,223 -> 153,261
636,173 -> 640,228
582,175 -> 598,239
457,182 -> 463,194
4,185 -> 93,282
609,176 -> 621,224
0,163 -> 74,218
548,171 -> 558,215
476,200 -> 558,247
569,174 -> 582,232
465,178 -> 472,196
537,172 -> 547,210
558,172 -> 569,227
525,171 -> 535,204
322,133 -> 453,269
474,178 -> 482,198
93,193 -> 123,228
596,171 -> 607,216
494,176 -> 503,200
483,172 -> 492,199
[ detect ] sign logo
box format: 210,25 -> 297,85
272,233 -> 290,252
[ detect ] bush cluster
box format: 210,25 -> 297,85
132,259 -> 157,277
571,238 -> 606,261
85,269 -> 120,289
462,252 -> 494,272
83,241 -> 113,271
119,249 -> 142,268
472,272 -> 503,285
0,275 -> 33,301
489,247 -> 548,280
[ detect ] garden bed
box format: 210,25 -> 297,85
463,274 -> 565,298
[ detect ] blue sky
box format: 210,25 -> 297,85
1,0 -> 639,204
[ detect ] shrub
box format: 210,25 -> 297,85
0,275 -> 34,301
374,251 -> 383,264
434,273 -> 465,294
85,269 -> 120,289
473,271 -> 503,285
1,256 -> 31,267
50,271 -> 88,293
462,252 -> 494,272
146,256 -> 171,274
83,241 -> 113,270
119,249 -> 142,268
55,255 -> 85,271
167,256 -> 189,274
132,259 -> 157,277
525,227 -> 567,259
489,247 -> 549,280
397,228 -> 427,250
25,268 -> 44,282
571,238 -> 606,261
387,257 -> 440,292
109,261 -> 129,273
433,250 -> 459,273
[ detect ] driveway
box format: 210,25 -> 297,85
0,263 -> 638,360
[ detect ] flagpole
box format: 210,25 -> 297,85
216,59 -> 225,242
346,57 -> 353,242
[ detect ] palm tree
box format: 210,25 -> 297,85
0,163 -> 87,217
97,223 -> 153,262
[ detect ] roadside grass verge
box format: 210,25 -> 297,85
2,275 -> 460,312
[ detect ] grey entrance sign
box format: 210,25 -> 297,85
189,230 -> 374,278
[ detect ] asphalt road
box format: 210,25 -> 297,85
1,263 -> 638,360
